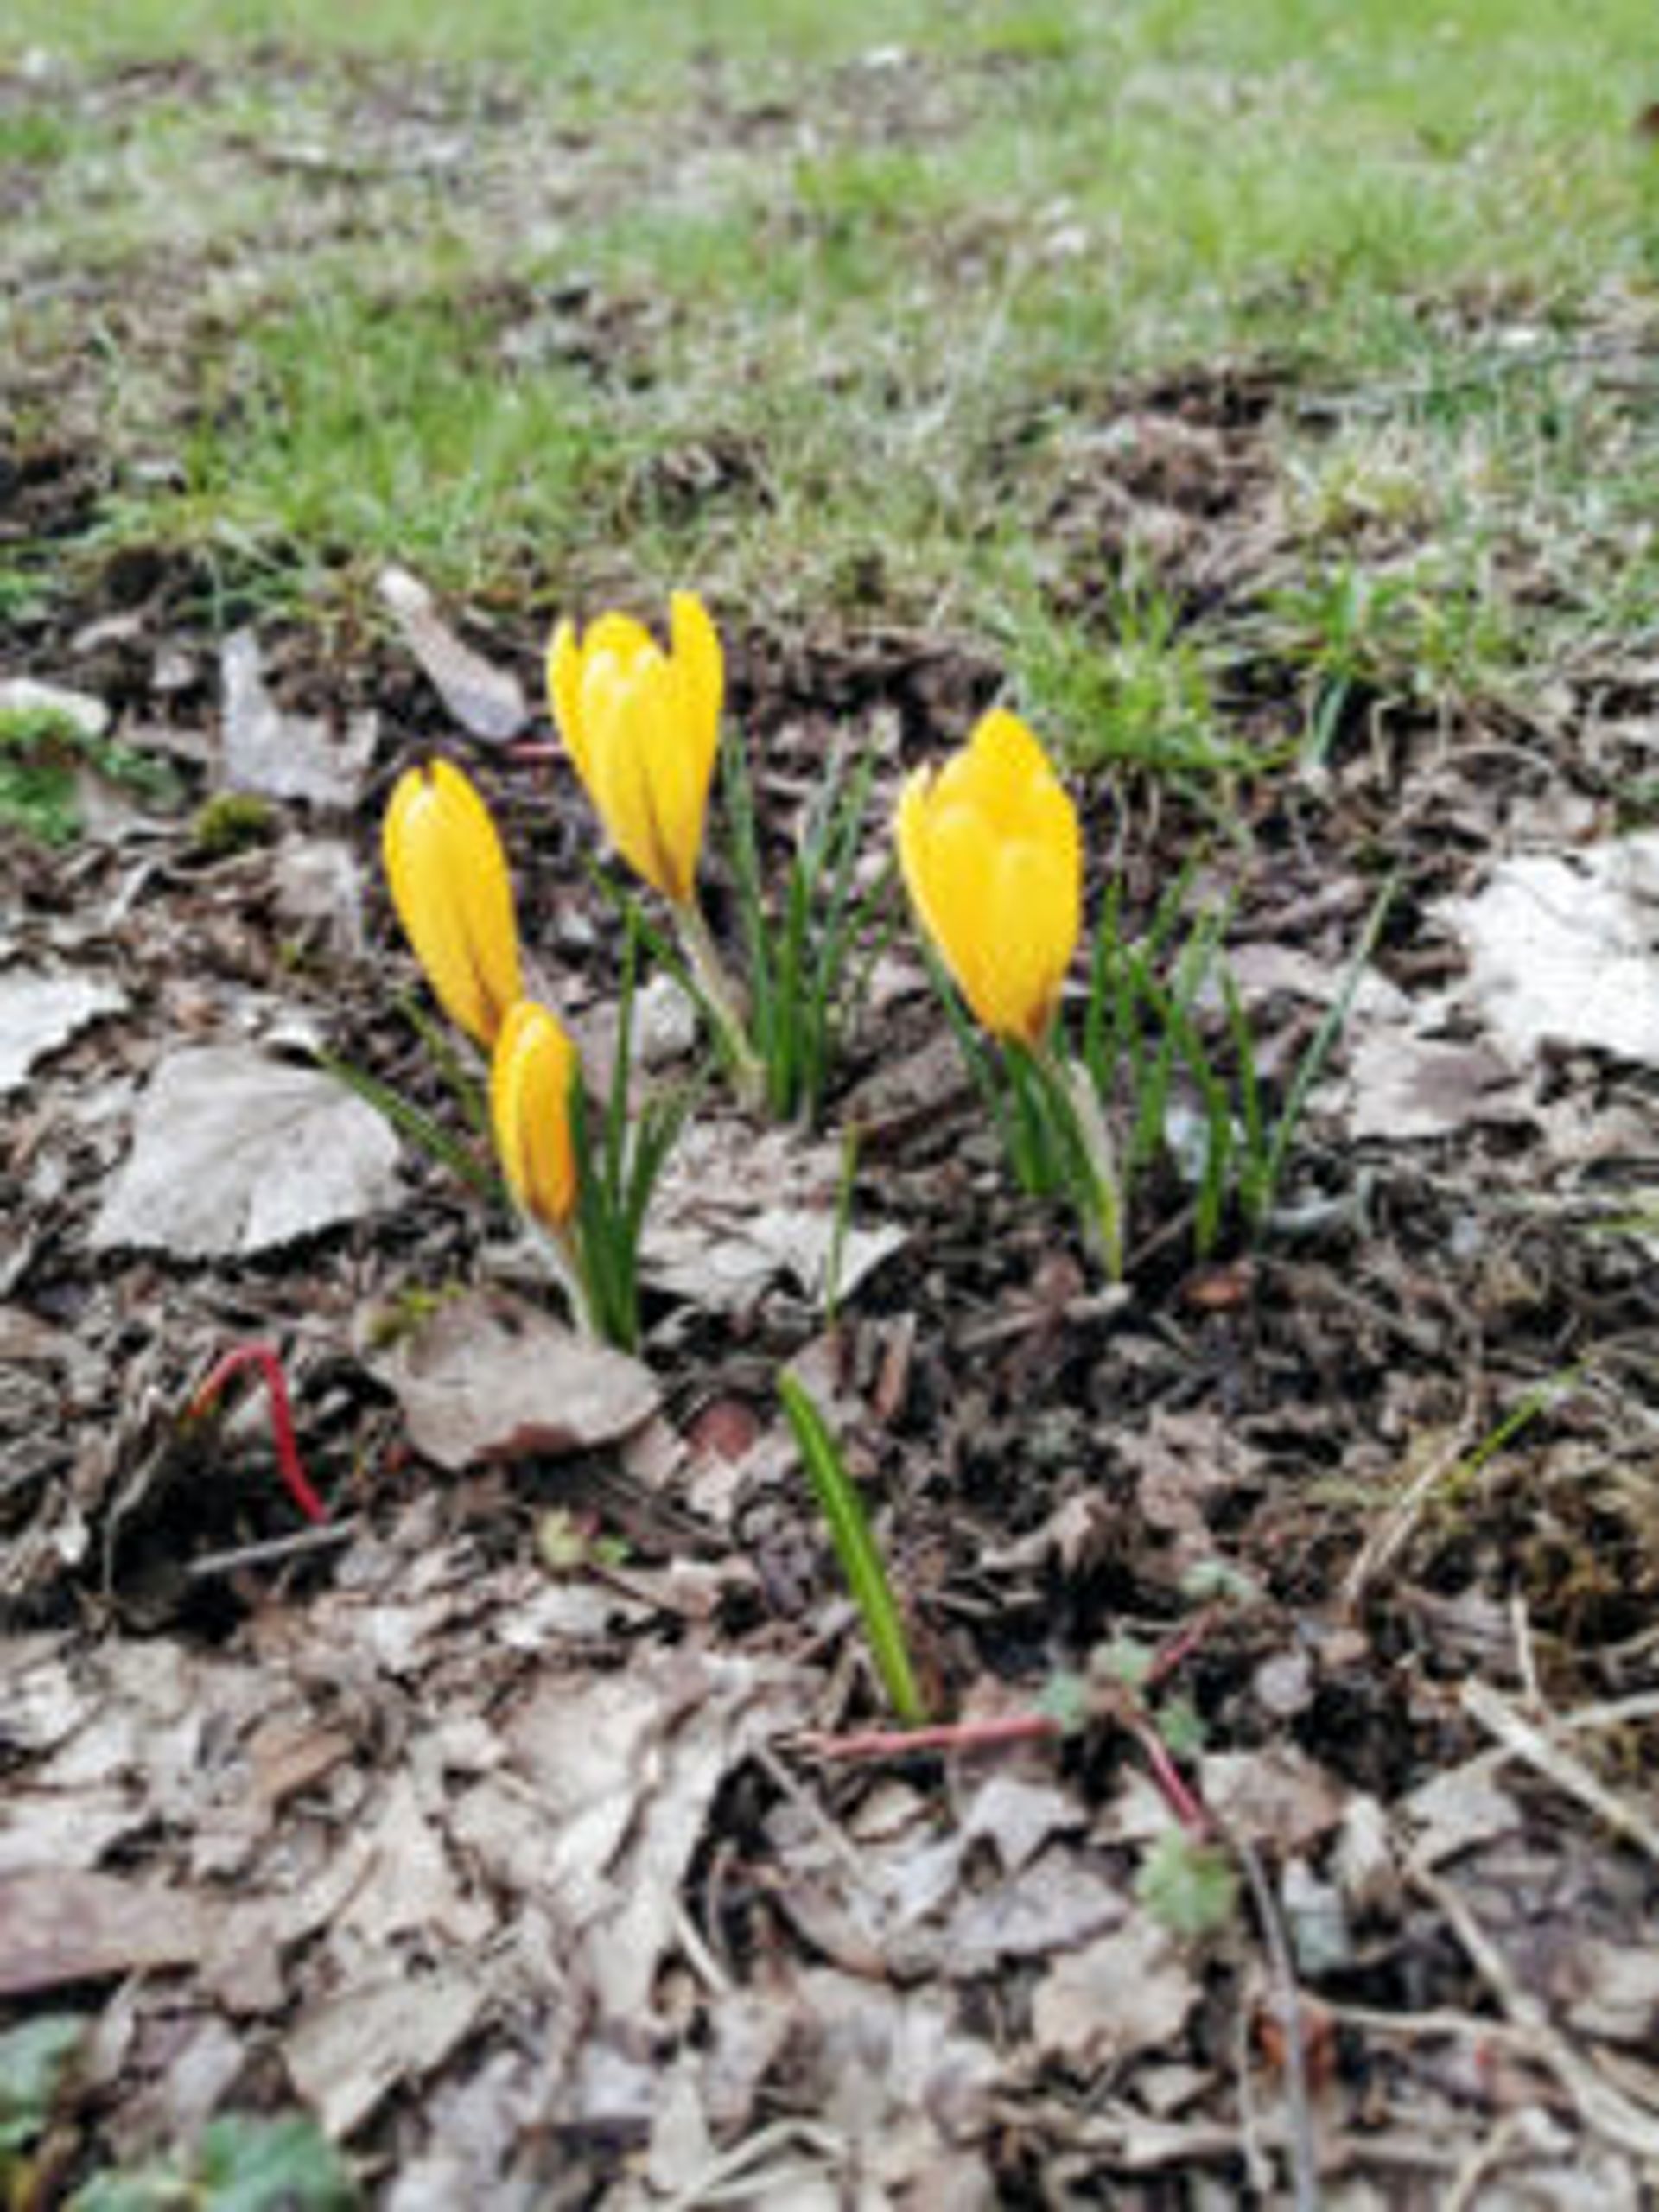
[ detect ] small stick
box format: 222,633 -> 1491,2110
1233,1828 -> 1321,2212
187,1520 -> 357,1580
1461,1677 -> 1659,1870
187,1343 -> 329,1526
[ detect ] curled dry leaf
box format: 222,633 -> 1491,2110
378,564 -> 528,742
0,968 -> 125,1095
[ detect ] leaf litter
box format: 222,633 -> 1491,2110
3,55 -> 1659,2212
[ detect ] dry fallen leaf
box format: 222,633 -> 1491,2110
92,1044 -> 402,1255
0,968 -> 126,1096
0,1870 -> 213,1995
645,1119 -> 906,1310
361,1287 -> 658,1468
220,629 -> 377,808
1031,1915 -> 1199,2069
1440,833 -> 1659,1066
283,1966 -> 488,2139
454,1649 -> 808,2027
1199,1745 -> 1347,1853
378,564 -> 528,741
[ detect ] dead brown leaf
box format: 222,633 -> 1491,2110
362,1287 -> 658,1468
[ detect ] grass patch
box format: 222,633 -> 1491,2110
6,0 -> 1658,760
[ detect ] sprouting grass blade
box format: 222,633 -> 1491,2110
315,1046 -> 501,1204
779,1373 -> 927,1726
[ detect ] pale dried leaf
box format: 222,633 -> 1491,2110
0,1871 -> 212,1994
92,1044 -> 401,1255
960,1773 -> 1084,1875
0,969 -> 125,1095
1199,1745 -> 1346,1852
1399,1760 -> 1522,1869
362,1287 -> 658,1469
378,565 -> 528,741
460,1651 -> 808,2025
791,1965 -> 999,2150
0,1782 -> 147,1875
941,1845 -> 1128,1973
1344,1025 -> 1525,1141
283,1967 -> 488,2139
220,628 -> 377,807
1031,1916 -> 1199,2068
335,1771 -> 493,1947
645,1120 -> 906,1310
1563,1938 -> 1659,2045
0,675 -> 108,738
1441,834 -> 1659,1065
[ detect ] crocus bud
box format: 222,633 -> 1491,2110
547,592 -> 723,907
383,759 -> 522,1047
895,709 -> 1080,1046
490,998 -> 580,1231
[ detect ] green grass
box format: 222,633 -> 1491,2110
5,0 -> 1658,763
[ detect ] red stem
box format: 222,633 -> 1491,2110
188,1343 -> 328,1527
800,1713 -> 1063,1761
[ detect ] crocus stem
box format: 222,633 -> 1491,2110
187,1343 -> 328,1527
529,1216 -> 601,1340
676,897 -> 765,1109
1037,1042 -> 1125,1281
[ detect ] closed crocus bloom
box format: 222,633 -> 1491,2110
491,1000 -> 580,1231
896,709 -> 1081,1046
383,759 -> 522,1047
547,592 -> 723,907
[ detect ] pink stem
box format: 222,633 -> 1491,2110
1128,1717 -> 1211,1837
188,1343 -> 328,1527
800,1713 -> 1063,1761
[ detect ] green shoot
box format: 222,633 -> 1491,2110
563,913 -> 691,1352
721,723 -> 884,1123
779,1373 -> 926,1726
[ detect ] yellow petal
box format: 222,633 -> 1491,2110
491,999 -> 579,1229
895,763 -> 947,957
671,590 -> 723,758
978,836 -> 1080,1042
638,655 -> 716,906
383,760 -> 521,1046
584,666 -> 682,900
547,620 -> 588,781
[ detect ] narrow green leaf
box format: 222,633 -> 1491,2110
779,1373 -> 926,1726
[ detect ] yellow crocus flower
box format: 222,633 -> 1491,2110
383,759 -> 523,1047
491,999 -> 580,1231
895,709 -> 1081,1046
547,591 -> 723,908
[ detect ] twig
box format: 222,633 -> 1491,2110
1461,1677 -> 1659,1870
186,1342 -> 329,1525
1234,1830 -> 1322,2212
186,1520 -> 357,1580
1443,2111 -> 1573,2212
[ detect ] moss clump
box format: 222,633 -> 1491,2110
191,791 -> 279,855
